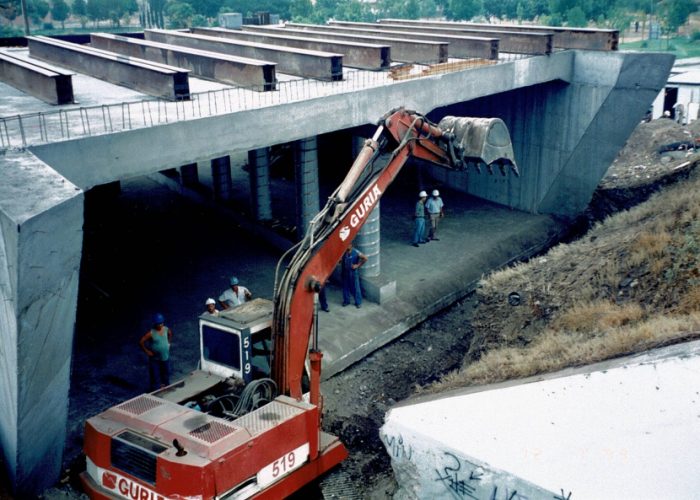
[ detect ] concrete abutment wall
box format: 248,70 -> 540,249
0,150 -> 83,496
427,51 -> 674,216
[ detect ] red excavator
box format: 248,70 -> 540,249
80,108 -> 518,499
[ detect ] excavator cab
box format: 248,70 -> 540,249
199,298 -> 274,382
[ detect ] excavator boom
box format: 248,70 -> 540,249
272,108 -> 518,401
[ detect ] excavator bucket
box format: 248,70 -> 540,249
438,116 -> 519,176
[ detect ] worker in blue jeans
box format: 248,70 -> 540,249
412,190 -> 429,247
342,244 -> 368,308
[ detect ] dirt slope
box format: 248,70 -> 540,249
429,118 -> 700,392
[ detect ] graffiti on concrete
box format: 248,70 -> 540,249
434,451 -> 489,500
383,433 -> 413,461
434,451 -> 572,500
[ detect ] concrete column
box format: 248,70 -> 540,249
352,136 -> 381,278
356,202 -> 381,278
0,151 -> 83,497
179,162 -> 199,188
248,147 -> 272,221
294,137 -> 319,239
210,156 -> 232,201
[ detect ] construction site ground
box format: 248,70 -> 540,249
30,117 -> 700,500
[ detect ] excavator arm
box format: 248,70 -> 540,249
271,108 -> 518,402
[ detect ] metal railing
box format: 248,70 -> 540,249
0,54 -> 531,150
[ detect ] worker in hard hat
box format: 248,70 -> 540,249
411,190 -> 429,247
218,276 -> 252,310
203,298 -> 220,317
341,244 -> 367,308
426,189 -> 445,241
139,313 -> 173,391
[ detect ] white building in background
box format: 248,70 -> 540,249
652,60 -> 700,123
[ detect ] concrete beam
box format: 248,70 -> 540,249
193,27 -> 389,70
144,29 -> 342,81
90,33 -> 276,90
282,23 -> 498,61
0,50 -> 73,105
26,36 -> 190,100
329,20 -> 553,55
0,150 -> 83,497
380,18 -> 619,51
243,24 -> 447,64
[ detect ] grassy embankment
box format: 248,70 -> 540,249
428,164 -> 700,393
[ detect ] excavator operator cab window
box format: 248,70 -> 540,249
250,327 -> 272,378
201,325 -> 241,372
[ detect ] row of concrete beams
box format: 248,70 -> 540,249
380,18 -> 619,51
193,27 -> 391,70
328,20 -> 553,55
144,29 -> 343,81
0,50 -> 73,104
275,23 -> 498,61
90,33 -> 277,90
27,36 -> 191,100
242,24 -> 450,64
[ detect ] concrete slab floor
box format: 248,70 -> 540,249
62,170 -> 565,476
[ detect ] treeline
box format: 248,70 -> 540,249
0,0 -> 696,37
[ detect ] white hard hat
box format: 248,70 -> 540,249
432,189 -> 440,196
419,190 -> 427,197
206,298 -> 216,305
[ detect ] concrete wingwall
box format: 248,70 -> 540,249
427,51 -> 675,216
0,151 -> 83,496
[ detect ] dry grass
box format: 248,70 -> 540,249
429,314 -> 700,393
628,230 -> 672,266
423,167 -> 700,395
552,300 -> 645,332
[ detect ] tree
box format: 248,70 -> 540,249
658,0 -> 697,35
290,0 -> 312,19
28,0 -> 49,23
335,0 -> 374,21
50,0 -> 69,27
447,0 -> 482,20
0,0 -> 22,20
404,0 -> 420,19
166,0 -> 193,27
419,0 -> 439,18
565,5 -> 587,26
72,0 -> 85,16
87,0 -> 108,24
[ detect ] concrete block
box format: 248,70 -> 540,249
380,341 -> 700,499
219,13 -> 242,29
360,276 -> 397,304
